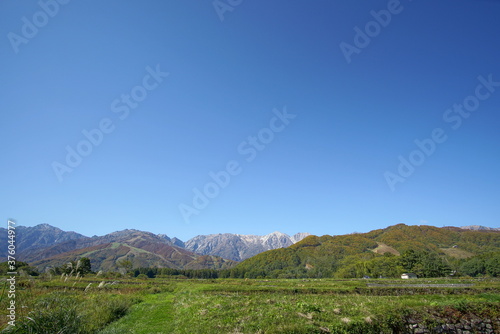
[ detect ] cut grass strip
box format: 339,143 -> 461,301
99,293 -> 174,334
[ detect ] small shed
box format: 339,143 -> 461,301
401,273 -> 417,279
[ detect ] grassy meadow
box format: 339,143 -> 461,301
1,276 -> 499,333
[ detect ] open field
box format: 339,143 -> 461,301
1,276 -> 499,333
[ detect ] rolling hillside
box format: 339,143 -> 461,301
31,241 -> 235,272
229,224 -> 500,278
0,223 -> 86,259
3,223 -> 499,276
1,227 -> 236,272
0,224 -> 309,272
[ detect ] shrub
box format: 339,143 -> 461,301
3,291 -> 139,334
4,292 -> 82,334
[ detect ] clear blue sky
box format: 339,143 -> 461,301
1,0 -> 499,241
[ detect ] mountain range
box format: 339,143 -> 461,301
0,224 -> 309,272
460,225 -> 500,231
184,231 -> 311,261
0,225 -> 235,272
1,224 -> 498,274
232,224 -> 500,278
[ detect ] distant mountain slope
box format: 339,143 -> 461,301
232,224 -> 500,278
0,224 -> 309,270
364,224 -> 500,254
460,225 -> 500,231
6,223 -> 498,275
291,232 -> 311,243
0,226 -> 236,272
0,223 -> 86,258
185,231 -> 311,261
32,241 -> 235,272
158,234 -> 185,248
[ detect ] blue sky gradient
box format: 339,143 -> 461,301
1,0 -> 499,241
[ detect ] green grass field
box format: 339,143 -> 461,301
1,276 -> 499,333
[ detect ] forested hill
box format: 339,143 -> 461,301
228,224 -> 500,279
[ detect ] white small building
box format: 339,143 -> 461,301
401,273 -> 417,279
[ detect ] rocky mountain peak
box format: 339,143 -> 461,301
460,225 -> 500,231
185,231 -> 311,261
291,232 -> 312,243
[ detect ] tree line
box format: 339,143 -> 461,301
129,250 -> 500,279
1,251 -> 499,279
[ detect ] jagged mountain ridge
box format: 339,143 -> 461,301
0,226 -> 236,272
184,231 -> 311,261
0,224 -> 310,264
30,231 -> 236,272
460,225 -> 500,231
0,223 -> 86,258
7,223 -> 498,274
290,232 -> 312,243
232,224 -> 500,278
